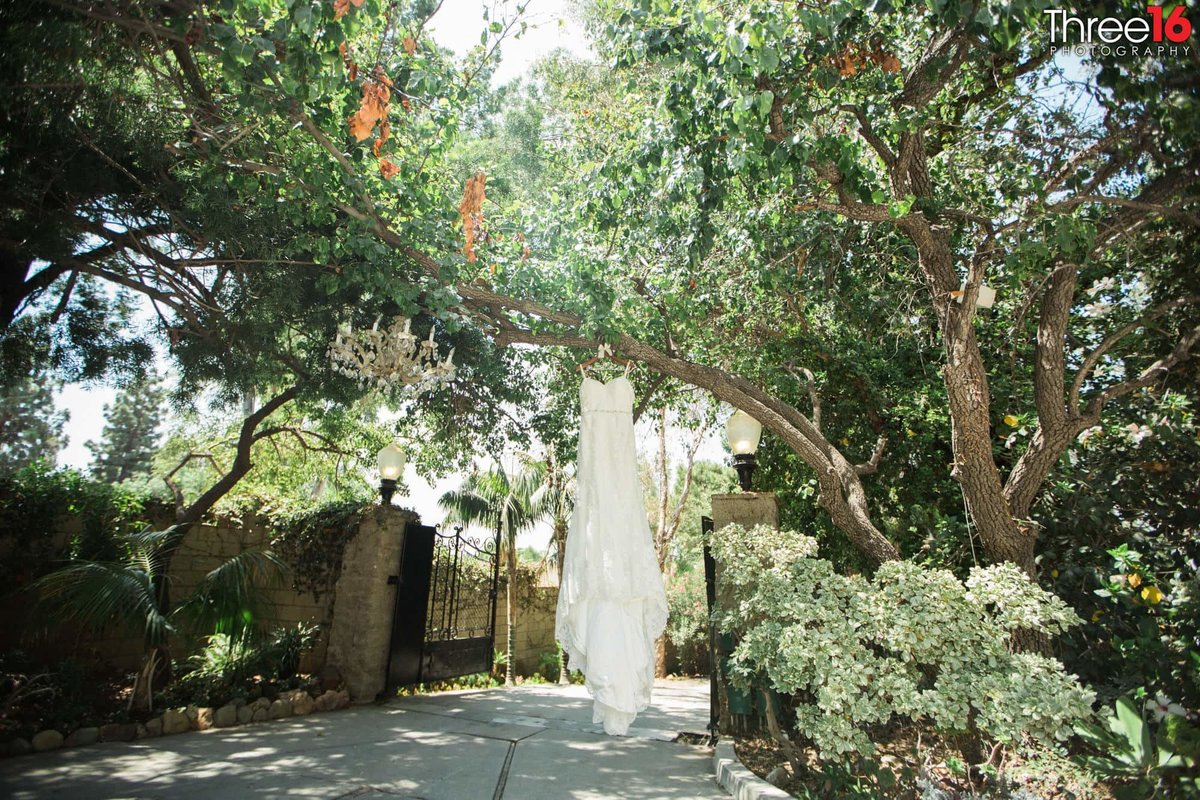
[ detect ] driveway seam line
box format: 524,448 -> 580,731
491,740 -> 517,800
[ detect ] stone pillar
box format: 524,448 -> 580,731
710,492 -> 779,532
325,506 -> 417,702
710,492 -> 778,734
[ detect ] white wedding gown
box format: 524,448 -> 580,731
555,373 -> 668,736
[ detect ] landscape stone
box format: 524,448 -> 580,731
335,689 -> 350,709
251,697 -> 272,711
193,707 -> 214,731
765,766 -> 789,788
162,709 -> 190,735
214,705 -> 238,728
100,723 -> 138,742
144,718 -> 163,737
268,699 -> 292,719
64,727 -> 100,747
237,705 -> 254,724
231,697 -> 247,708
31,730 -> 63,752
8,738 -> 32,756
251,707 -> 269,722
292,693 -> 315,715
314,690 -> 339,712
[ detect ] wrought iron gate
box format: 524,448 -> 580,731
386,523 -> 500,690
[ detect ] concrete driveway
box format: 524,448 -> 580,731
0,679 -> 723,799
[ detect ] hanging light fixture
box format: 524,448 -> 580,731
725,410 -> 763,492
329,315 -> 456,392
377,443 -> 406,505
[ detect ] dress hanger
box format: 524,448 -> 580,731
577,343 -> 632,374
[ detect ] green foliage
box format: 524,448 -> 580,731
0,462 -> 158,587
86,372 -> 167,484
0,370 -> 68,474
1039,391 -> 1200,709
0,652 -> 128,742
268,500 -> 370,600
163,621 -> 322,708
712,524 -> 1093,758
1075,695 -> 1197,800
535,649 -> 561,681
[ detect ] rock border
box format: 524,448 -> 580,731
1,688 -> 350,758
713,739 -> 792,800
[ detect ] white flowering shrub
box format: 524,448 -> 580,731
712,524 -> 1095,757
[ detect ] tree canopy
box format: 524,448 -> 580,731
1,0 -> 1196,584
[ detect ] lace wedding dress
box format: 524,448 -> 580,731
555,372 -> 669,736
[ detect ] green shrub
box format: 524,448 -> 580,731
160,622 -> 321,708
712,524 -> 1094,758
0,462 -> 158,587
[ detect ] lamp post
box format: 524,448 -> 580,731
725,410 -> 763,492
377,443 -> 406,505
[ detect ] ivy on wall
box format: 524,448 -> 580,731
268,501 -> 376,600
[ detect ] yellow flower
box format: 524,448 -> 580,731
1050,569 -> 1060,578
1141,586 -> 1165,605
1127,573 -> 1142,589
1003,414 -> 1019,427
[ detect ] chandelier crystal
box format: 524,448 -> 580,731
329,315 -> 456,392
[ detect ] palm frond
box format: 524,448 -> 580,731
34,559 -> 172,647
174,549 -> 288,642
439,488 -> 497,528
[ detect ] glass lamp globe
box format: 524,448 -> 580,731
726,410 -> 763,455
377,443 -> 405,480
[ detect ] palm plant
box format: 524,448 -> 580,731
529,445 -> 575,683
440,459 -> 546,686
35,525 -> 286,712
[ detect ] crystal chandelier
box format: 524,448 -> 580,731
329,315 -> 456,391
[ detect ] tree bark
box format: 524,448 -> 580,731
153,386 -> 300,641
901,216 -> 1037,575
505,547 -> 517,686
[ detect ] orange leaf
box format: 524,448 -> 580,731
348,62 -> 358,81
348,111 -> 374,142
333,0 -> 350,21
379,158 -> 399,180
881,54 -> 902,73
400,96 -> 411,111
350,0 -> 365,6
403,36 -> 416,56
459,172 -> 487,262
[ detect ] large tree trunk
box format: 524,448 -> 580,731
903,219 -> 1037,575
135,384 -> 299,704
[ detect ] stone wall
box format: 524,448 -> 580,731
493,585 -> 559,677
324,506 -> 416,701
2,504 -> 566,693
1,509 -> 361,675
168,515 -> 336,675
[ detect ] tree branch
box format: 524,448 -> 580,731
1070,296 -> 1199,415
